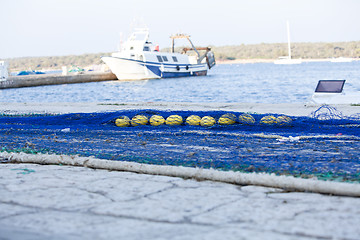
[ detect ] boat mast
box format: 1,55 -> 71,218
287,21 -> 291,59
171,38 -> 175,53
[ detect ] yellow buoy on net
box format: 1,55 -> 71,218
200,116 -> 216,127
166,115 -> 183,126
260,115 -> 277,125
131,115 -> 148,126
218,113 -> 237,125
238,114 -> 255,125
115,116 -> 130,127
276,115 -> 293,126
149,115 -> 165,126
186,115 -> 201,126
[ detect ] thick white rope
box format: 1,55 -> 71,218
1,151 -> 360,197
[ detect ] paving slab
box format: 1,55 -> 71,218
1,163 -> 360,240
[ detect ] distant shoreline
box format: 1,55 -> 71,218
6,56 -> 360,72
6,40 -> 360,71
9,58 -> 359,72
216,58 -> 360,64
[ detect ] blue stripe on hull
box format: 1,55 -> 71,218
146,65 -> 162,77
162,72 -> 191,78
111,56 -> 205,68
146,65 -> 207,78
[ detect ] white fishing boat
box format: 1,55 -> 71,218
102,29 -> 215,80
274,21 -> 302,65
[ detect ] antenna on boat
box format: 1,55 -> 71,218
287,20 -> 291,59
117,32 -> 123,51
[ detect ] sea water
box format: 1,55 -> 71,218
1,61 -> 360,103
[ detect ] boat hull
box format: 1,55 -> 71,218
102,56 -> 207,80
274,59 -> 302,65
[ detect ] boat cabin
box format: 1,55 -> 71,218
111,29 -> 190,64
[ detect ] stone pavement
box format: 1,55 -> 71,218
1,163 -> 360,240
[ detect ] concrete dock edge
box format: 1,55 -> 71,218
0,72 -> 117,89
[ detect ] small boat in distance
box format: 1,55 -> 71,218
102,28 -> 215,80
274,21 -> 302,65
330,57 -> 353,63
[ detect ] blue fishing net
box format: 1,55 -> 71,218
1,105 -> 360,182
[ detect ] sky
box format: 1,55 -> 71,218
1,0 -> 360,58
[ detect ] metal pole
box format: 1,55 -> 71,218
287,21 -> 291,59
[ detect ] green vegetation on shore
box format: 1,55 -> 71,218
6,53 -> 108,72
5,41 -> 360,71
212,41 -> 360,60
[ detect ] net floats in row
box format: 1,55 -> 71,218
115,113 -> 292,127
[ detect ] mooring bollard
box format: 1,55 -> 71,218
0,60 -> 9,81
